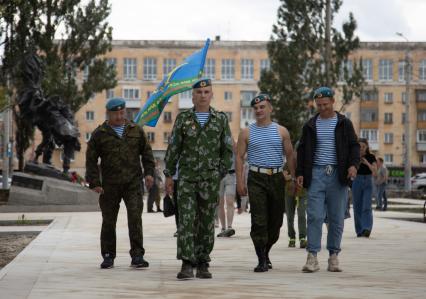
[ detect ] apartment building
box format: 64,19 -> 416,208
4,40 -> 426,174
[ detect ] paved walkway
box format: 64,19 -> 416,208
0,206 -> 425,299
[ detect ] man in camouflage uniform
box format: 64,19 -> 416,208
86,98 -> 155,269
164,78 -> 233,279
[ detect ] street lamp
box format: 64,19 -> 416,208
396,32 -> 411,192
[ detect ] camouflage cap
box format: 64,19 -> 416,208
106,98 -> 126,111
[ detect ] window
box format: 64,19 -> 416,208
86,111 -> 94,121
126,108 -> 139,121
147,132 -> 155,143
419,60 -> 426,81
379,59 -> 393,81
178,90 -> 193,109
106,89 -> 114,99
163,111 -> 172,123
221,59 -> 235,80
163,132 -> 171,144
384,92 -> 393,104
384,133 -> 393,144
85,132 -> 92,142
224,91 -> 232,101
362,59 -> 373,81
384,112 -> 393,124
402,112 -> 406,124
339,60 -> 353,81
417,130 -> 426,143
420,153 -> 426,164
204,58 -> 216,79
402,92 -> 408,104
241,59 -> 254,80
418,111 -> 426,121
384,154 -> 393,165
224,111 -> 232,122
260,59 -> 271,72
398,60 -> 412,81
240,107 -> 255,127
106,57 -> 117,72
143,57 -> 157,80
416,90 -> 426,102
123,58 -> 137,80
360,129 -> 378,143
83,65 -> 89,81
123,88 -> 140,100
240,91 -> 257,107
163,58 -> 176,77
402,133 -> 405,144
361,90 -> 378,101
360,109 -> 378,122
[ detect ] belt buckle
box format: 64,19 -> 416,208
325,165 -> 333,176
266,168 -> 273,175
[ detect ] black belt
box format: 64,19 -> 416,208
228,169 -> 235,174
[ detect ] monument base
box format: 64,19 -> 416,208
1,172 -> 99,212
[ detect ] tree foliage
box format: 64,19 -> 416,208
0,0 -> 116,169
259,0 -> 364,143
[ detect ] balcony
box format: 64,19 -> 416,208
417,142 -> 426,151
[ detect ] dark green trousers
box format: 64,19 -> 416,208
284,192 -> 307,239
99,179 -> 144,258
247,171 -> 285,249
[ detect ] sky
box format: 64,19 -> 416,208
108,0 -> 425,42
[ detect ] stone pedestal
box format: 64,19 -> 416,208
2,172 -> 99,212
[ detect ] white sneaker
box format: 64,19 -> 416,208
327,253 -> 342,272
302,252 -> 320,273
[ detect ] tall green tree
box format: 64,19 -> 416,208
259,0 -> 364,143
0,0 -> 116,169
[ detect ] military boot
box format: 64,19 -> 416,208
254,247 -> 268,272
177,260 -> 194,279
196,262 -> 212,279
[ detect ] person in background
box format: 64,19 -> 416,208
375,157 -> 388,211
352,138 -> 377,238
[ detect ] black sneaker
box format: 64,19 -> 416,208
100,254 -> 114,269
196,262 -> 212,279
131,256 -> 149,268
362,230 -> 371,238
225,228 -> 235,237
177,260 -> 194,279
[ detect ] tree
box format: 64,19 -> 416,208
259,0 -> 364,143
0,0 -> 116,169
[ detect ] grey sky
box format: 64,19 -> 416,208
108,0 -> 425,41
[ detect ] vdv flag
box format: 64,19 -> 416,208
134,39 -> 210,127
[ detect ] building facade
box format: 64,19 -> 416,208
6,40 -> 426,174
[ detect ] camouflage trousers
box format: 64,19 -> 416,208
247,171 -> 285,249
177,178 -> 220,264
99,179 -> 144,258
285,192 -> 307,239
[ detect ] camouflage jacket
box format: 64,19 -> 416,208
85,120 -> 155,187
164,107 -> 233,182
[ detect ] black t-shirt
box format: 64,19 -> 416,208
357,153 -> 376,175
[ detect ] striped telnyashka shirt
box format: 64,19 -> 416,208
195,112 -> 210,127
111,124 -> 126,138
247,122 -> 284,168
313,114 -> 338,165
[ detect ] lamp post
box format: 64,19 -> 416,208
396,32 -> 411,192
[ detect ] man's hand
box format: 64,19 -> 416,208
145,175 -> 154,190
237,181 -> 247,197
296,176 -> 304,188
165,177 -> 174,195
347,166 -> 357,180
92,186 -> 104,194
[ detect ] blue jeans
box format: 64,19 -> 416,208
307,165 -> 348,255
352,175 -> 373,236
376,183 -> 386,209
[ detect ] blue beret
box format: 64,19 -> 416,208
251,93 -> 271,107
192,78 -> 211,89
313,87 -> 334,99
106,98 -> 126,111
